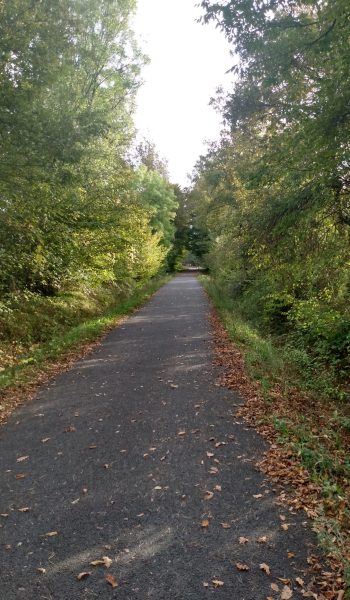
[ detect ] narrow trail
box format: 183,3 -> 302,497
0,275 -> 317,599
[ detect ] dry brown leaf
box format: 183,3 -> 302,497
260,563 -> 271,575
257,536 -> 268,543
239,537 -> 249,544
170,384 -> 178,389
1,513 -> 9,517
77,572 -> 91,581
154,486 -> 162,490
177,431 -> 186,436
214,484 -> 222,492
15,474 -> 26,480
235,562 -> 249,571
91,560 -> 105,566
105,574 -> 118,589
295,577 -> 304,587
203,581 -> 209,588
18,507 -> 30,512
16,456 -> 29,463
281,523 -> 290,531
271,583 -> 280,592
65,426 -> 76,433
253,493 -> 263,499
37,568 -> 46,574
281,585 -> 293,599
44,531 -> 58,537
201,519 -> 210,528
41,438 -> 50,443
220,522 -> 231,529
206,452 -> 214,458
103,556 -> 113,569
203,491 -> 214,500
212,579 -> 224,588
209,466 -> 219,474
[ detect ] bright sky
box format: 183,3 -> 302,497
132,0 -> 234,187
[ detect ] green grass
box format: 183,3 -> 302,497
0,275 -> 171,391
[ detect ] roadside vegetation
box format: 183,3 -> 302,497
0,1 -> 180,395
178,0 -> 350,592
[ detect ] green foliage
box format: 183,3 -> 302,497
0,0 -> 176,322
191,0 -> 350,384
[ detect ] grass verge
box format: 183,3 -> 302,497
0,275 -> 171,421
201,275 -> 349,597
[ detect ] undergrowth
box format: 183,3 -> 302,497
0,275 -> 170,393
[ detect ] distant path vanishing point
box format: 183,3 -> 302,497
0,274 -> 317,599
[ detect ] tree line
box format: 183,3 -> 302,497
0,0 -> 178,300
187,0 -> 350,385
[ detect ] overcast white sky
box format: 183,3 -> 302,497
132,0 -> 234,187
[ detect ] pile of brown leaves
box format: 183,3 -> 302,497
209,310 -> 348,598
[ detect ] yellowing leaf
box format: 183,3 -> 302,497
105,574 -> 118,589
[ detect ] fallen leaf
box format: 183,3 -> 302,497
287,552 -> 295,559
221,522 -> 231,529
37,568 -> 46,574
203,491 -> 214,501
281,585 -> 293,599
214,485 -> 222,492
212,579 -> 224,588
91,560 -> 105,566
271,583 -> 280,592
253,494 -> 263,499
257,536 -> 267,543
77,572 -> 91,581
235,562 -> 249,571
206,452 -> 214,458
103,556 -> 113,569
16,456 -> 29,463
203,581 -> 209,588
260,563 -> 271,575
209,466 -> 219,474
239,537 -> 249,544
154,486 -> 162,490
15,474 -> 26,480
1,513 -> 9,517
201,519 -> 210,528
105,574 -> 118,589
44,531 -> 58,537
89,445 -> 97,449
41,438 -> 50,443
281,523 -> 290,531
177,431 -> 186,436
170,384 -> 178,389
18,507 -> 30,512
65,426 -> 76,433
295,578 -> 304,587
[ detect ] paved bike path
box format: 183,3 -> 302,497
0,275 -> 317,599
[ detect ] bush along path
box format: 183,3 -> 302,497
0,274 -> 343,599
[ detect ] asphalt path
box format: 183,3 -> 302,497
0,274 -> 317,599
